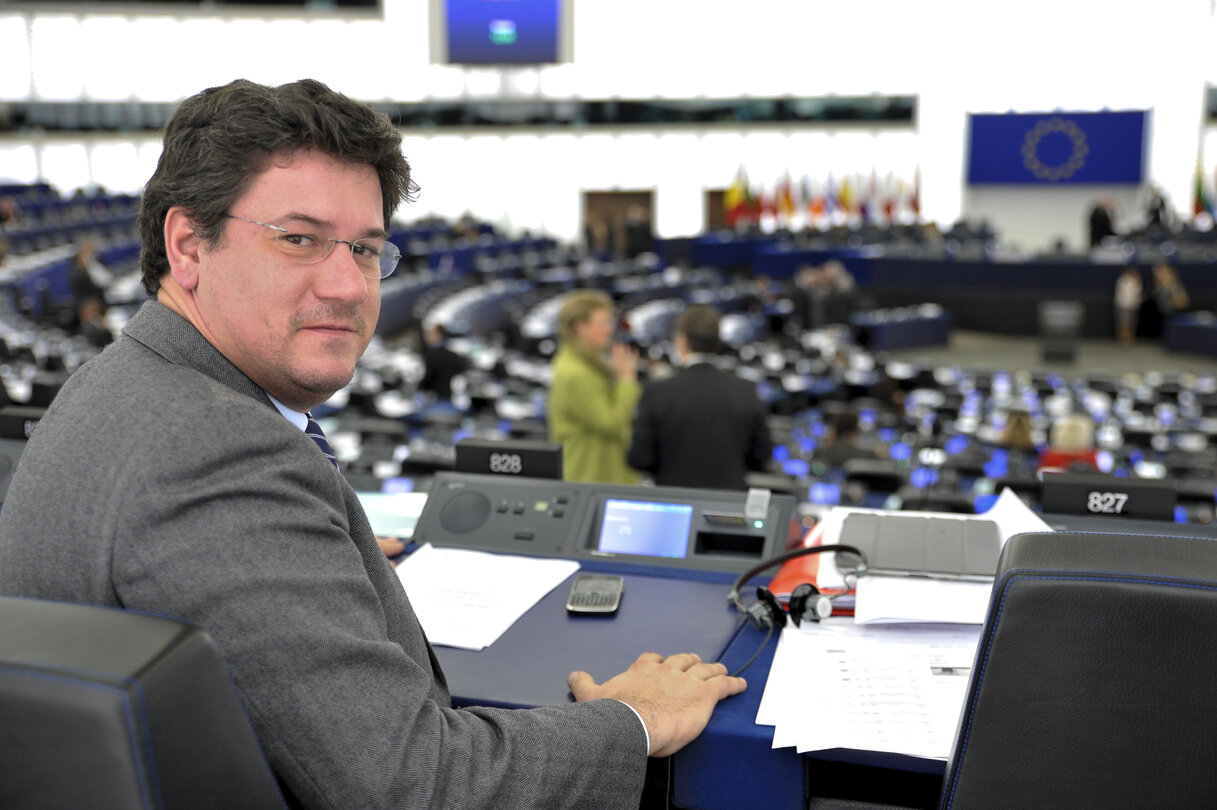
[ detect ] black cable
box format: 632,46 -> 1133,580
721,542 -> 870,678
729,624 -> 774,677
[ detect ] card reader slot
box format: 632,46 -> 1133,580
694,531 -> 765,558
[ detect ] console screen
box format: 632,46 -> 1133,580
596,499 -> 694,559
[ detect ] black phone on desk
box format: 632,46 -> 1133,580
566,574 -> 624,615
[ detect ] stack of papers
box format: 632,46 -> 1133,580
756,489 -> 1052,756
396,543 -> 579,650
758,622 -> 981,758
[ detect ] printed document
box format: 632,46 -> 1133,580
758,621 -> 981,758
397,543 -> 579,650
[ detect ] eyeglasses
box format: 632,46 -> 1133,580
224,214 -> 400,279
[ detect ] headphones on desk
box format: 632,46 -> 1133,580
726,544 -> 869,630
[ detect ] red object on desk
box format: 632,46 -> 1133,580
1036,448 -> 1100,472
766,522 -> 856,616
767,523 -> 826,598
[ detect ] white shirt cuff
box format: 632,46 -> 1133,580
615,699 -> 651,755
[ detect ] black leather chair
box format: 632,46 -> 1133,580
941,530 -> 1217,808
0,596 -> 287,809
814,530 -> 1217,809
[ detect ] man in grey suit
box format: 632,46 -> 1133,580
0,79 -> 745,809
628,305 -> 773,490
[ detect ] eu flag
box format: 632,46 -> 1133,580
967,111 -> 1147,185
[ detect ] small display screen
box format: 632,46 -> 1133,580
596,499 -> 694,559
445,0 -> 561,65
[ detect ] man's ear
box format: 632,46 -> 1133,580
164,206 -> 202,291
674,331 -> 689,358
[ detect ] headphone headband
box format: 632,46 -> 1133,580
726,543 -> 869,612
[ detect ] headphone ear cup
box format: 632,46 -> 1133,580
749,586 -> 786,629
789,582 -> 833,626
788,583 -> 813,627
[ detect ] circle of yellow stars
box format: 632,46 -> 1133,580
1021,117 -> 1088,181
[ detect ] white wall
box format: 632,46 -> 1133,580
1,0 -> 1215,251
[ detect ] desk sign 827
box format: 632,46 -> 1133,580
1087,490 -> 1128,514
1041,471 -> 1176,521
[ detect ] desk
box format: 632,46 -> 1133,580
363,489 -> 770,709
1164,313 -> 1217,358
852,309 -> 952,351
376,492 -> 1207,808
435,568 -> 743,709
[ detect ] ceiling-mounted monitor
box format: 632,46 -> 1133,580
431,0 -> 572,65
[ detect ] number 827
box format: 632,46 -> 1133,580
1087,491 -> 1128,514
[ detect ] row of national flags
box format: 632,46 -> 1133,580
724,168 -> 921,230
722,162 -> 1217,229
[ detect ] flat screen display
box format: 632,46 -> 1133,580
596,499 -> 693,559
444,0 -> 561,65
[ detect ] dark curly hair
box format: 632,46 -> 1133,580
137,78 -> 417,295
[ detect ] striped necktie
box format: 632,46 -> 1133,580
305,412 -> 338,469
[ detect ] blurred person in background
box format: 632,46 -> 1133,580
628,304 -> 772,490
1152,263 -> 1189,319
1037,411 -> 1099,472
1114,266 -> 1142,345
548,289 -> 642,483
418,322 -> 468,402
0,195 -> 22,227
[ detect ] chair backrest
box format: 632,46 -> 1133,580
0,596 -> 287,810
941,531 -> 1217,809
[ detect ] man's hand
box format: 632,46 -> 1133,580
377,535 -> 405,564
567,652 -> 746,757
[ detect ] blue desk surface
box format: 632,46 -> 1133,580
434,568 -> 745,710
433,562 -> 946,810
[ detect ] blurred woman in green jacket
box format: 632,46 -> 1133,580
548,290 -> 642,483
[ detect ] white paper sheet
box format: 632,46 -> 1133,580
757,622 -> 981,758
396,543 -> 580,650
853,575 -> 994,625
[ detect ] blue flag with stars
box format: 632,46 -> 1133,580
967,111 -> 1147,185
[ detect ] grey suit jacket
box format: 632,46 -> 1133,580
0,301 -> 646,809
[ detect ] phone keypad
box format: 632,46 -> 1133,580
575,593 -> 618,607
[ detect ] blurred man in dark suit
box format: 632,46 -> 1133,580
1088,197 -> 1117,248
418,322 -> 468,401
628,304 -> 772,490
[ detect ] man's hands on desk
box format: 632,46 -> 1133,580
567,652 -> 747,757
377,536 -> 405,563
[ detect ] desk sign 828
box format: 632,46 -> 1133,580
1087,491 -> 1128,514
489,452 -> 523,474
453,438 -> 564,480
